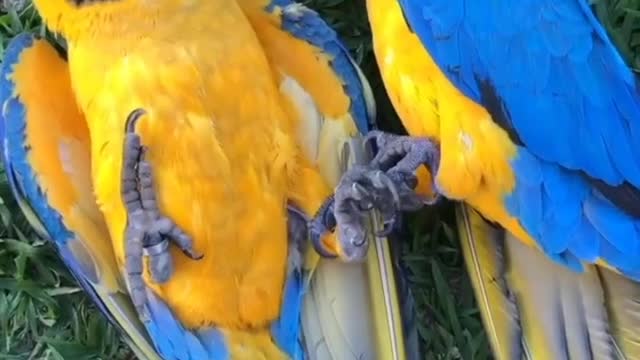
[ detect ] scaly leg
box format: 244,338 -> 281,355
121,108 -> 203,322
286,203 -> 309,267
308,166 -> 425,260
308,131 -> 441,261
366,130 -> 441,196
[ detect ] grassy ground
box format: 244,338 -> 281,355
0,0 -> 639,359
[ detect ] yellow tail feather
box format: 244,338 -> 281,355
457,204 -> 640,360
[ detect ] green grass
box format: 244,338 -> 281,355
0,0 -> 640,359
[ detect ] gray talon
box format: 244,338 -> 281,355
368,132 -> 440,180
330,166 -> 377,261
351,182 -> 370,201
287,200 -> 339,259
290,132 -> 441,262
328,132 -> 441,260
367,131 -> 441,208
121,108 -> 203,322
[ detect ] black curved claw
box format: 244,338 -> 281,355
125,108 -> 146,133
377,215 -> 399,237
366,170 -> 403,235
308,196 -> 338,258
325,166 -> 400,262
372,197 -> 407,237
121,108 -> 203,321
285,198 -> 340,259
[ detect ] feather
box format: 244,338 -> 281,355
398,0 -> 640,189
456,205 -> 524,360
459,204 -> 640,360
0,33 -> 227,360
368,0 -> 640,358
0,33 -> 159,360
243,3 -> 415,358
396,0 -> 640,277
263,0 -> 374,133
17,0 -> 411,357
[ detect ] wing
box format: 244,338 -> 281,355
0,33 -> 236,360
0,33 -> 159,360
241,0 -> 375,136
398,0 -> 640,277
241,0 -> 375,188
239,2 -> 418,359
458,204 -> 640,359
398,0 -> 640,190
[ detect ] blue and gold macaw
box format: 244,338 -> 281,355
349,0 -> 640,358
0,0 -> 417,358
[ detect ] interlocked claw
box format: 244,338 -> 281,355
285,200 -> 337,259
308,197 -> 338,258
364,130 -> 442,212
309,131 -> 442,261
366,130 -> 441,191
121,108 -> 203,321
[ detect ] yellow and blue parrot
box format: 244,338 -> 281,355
355,0 -> 640,358
0,0 -> 395,358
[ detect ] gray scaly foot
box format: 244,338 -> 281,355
310,131 -> 441,262
121,108 -> 203,322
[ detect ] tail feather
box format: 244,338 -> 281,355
598,269 -> 640,357
457,203 -> 640,360
456,205 -> 524,359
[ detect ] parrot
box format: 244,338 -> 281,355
341,0 -> 640,358
0,0 -> 405,357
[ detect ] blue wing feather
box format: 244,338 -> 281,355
143,288 -> 226,360
271,268 -> 305,359
398,0 -> 640,278
566,217 -> 600,262
399,0 -> 640,184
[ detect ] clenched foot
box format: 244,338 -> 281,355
309,131 -> 442,262
121,108 -> 203,321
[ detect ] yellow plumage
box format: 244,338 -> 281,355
366,0 -> 535,247
367,0 -> 640,358
458,203 -> 640,359
8,36 -> 160,359
32,0 -> 338,354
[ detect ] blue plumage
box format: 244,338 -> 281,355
142,288 -> 219,359
399,0 -> 640,278
271,268 -> 305,359
261,2 -> 376,357
2,1 -> 374,357
0,34 -> 75,246
266,0 -> 374,133
0,33 -> 157,356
